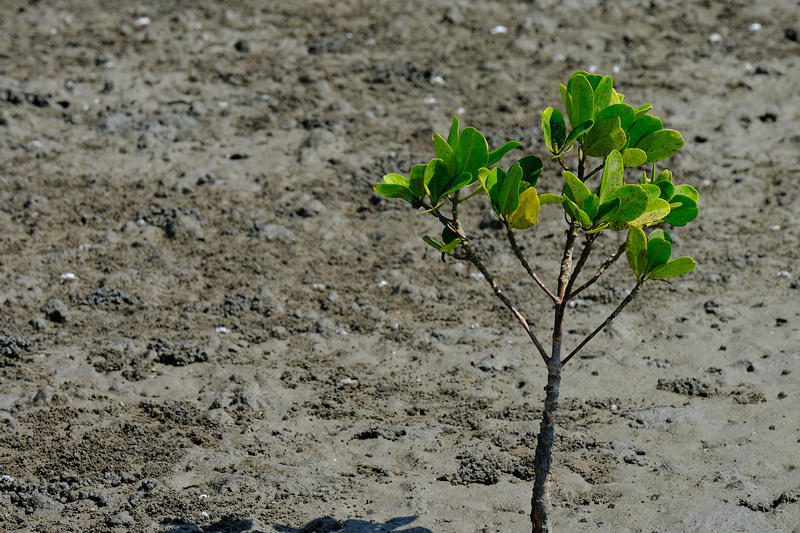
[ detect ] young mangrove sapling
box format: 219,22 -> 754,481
373,70 -> 699,533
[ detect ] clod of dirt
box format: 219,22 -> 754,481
148,338 -> 209,366
657,377 -> 718,397
42,298 -> 69,323
89,285 -> 134,306
0,333 -> 32,359
446,452 -> 533,486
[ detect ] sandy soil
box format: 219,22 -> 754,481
1,1 -> 799,532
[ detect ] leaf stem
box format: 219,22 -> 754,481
584,163 -> 604,182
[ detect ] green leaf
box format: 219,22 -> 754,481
409,164 -> 427,197
654,169 -> 673,183
454,127 -> 489,179
539,193 -> 564,205
592,75 -> 615,117
499,162 -> 523,215
651,228 -> 673,245
583,116 -> 627,158
439,171 -> 475,199
599,149 -> 624,203
439,238 -> 462,254
673,184 -> 699,202
605,184 -> 649,222
570,73 -> 595,127
633,104 -> 653,120
433,134 -> 455,177
487,140 -> 522,166
656,180 -> 675,201
374,183 -> 417,202
423,235 -> 442,250
582,194 -> 600,221
541,107 -> 567,153
563,120 -> 594,150
382,173 -> 409,186
626,227 -> 647,279
625,114 -> 663,150
508,187 -> 540,229
641,184 -> 661,201
622,148 -> 647,167
559,84 -> 574,129
424,158 -> 450,204
595,197 -> 620,222
442,226 -> 459,245
517,155 -> 544,188
447,116 -> 460,147
646,229 -> 673,272
627,198 -> 671,227
563,197 -> 591,228
595,103 -> 635,131
562,171 -> 591,207
570,70 -> 604,91
636,129 -> 685,164
482,167 -> 501,212
663,195 -> 699,226
650,256 -> 697,279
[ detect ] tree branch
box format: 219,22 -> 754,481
462,243 -> 550,364
556,223 -> 579,301
506,226 -> 557,303
561,281 -> 643,365
563,233 -> 597,300
568,240 -> 627,300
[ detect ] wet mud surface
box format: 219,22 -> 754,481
1,1 -> 800,532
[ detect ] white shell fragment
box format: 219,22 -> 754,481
490,25 -> 507,35
60,272 -> 79,281
336,378 -> 358,390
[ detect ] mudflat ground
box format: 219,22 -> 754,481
1,1 -> 800,532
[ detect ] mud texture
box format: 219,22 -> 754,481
1,1 -> 800,532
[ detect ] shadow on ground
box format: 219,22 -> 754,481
274,516 -> 432,533
162,516 -> 431,533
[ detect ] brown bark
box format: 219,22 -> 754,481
530,362 -> 562,533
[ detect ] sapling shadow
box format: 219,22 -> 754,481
373,71 -> 699,533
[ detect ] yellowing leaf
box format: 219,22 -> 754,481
627,198 -> 671,227
539,193 -> 564,205
508,187 -> 540,230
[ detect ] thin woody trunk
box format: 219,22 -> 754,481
530,362 -> 561,533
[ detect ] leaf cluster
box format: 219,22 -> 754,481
373,71 -> 700,282
542,70 -> 684,165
